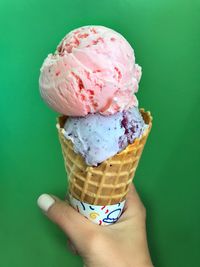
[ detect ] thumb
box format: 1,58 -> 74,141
37,194 -> 96,250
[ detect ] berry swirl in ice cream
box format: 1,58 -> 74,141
63,106 -> 147,166
39,25 -> 141,116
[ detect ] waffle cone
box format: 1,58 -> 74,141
57,109 -> 152,205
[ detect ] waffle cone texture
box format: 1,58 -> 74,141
57,109 -> 152,205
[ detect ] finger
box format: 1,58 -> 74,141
67,238 -> 78,255
37,194 -> 96,247
126,183 -> 144,209
117,183 -> 145,221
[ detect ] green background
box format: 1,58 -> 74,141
1,0 -> 200,266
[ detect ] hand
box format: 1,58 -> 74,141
37,184 -> 153,267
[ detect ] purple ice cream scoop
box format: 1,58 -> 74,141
63,107 -> 148,166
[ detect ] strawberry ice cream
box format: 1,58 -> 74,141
39,25 -> 141,116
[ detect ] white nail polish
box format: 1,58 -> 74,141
37,194 -> 55,212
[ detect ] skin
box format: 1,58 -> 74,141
42,184 -> 153,267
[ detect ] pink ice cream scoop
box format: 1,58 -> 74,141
39,25 -> 142,116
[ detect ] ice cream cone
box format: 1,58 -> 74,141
56,109 -> 152,206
